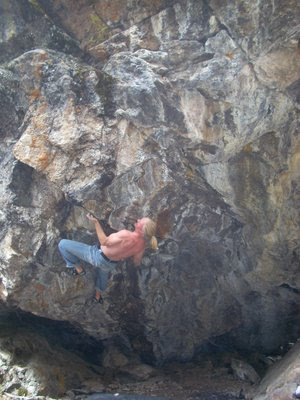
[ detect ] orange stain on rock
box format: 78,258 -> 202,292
94,1 -> 127,23
225,52 -> 235,60
30,88 -> 41,101
37,152 -> 51,169
34,282 -> 46,293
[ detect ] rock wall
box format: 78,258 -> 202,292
0,0 -> 299,364
253,341 -> 300,400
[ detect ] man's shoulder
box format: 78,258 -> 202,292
114,229 -> 133,238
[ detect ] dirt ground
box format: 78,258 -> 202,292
94,361 -> 254,400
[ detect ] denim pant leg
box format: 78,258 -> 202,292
90,245 -> 117,292
95,268 -> 111,292
59,240 -> 116,291
58,239 -> 94,268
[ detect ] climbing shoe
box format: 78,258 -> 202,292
70,267 -> 86,276
92,296 -> 104,304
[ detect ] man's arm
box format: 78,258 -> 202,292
87,213 -> 108,245
133,250 -> 144,266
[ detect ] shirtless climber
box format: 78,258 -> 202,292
58,214 -> 158,304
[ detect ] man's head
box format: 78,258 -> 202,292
135,218 -> 158,250
134,217 -> 150,233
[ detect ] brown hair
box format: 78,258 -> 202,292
143,218 -> 158,250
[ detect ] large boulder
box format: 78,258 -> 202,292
0,0 -> 299,365
253,342 -> 300,400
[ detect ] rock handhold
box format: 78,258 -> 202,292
231,358 -> 260,384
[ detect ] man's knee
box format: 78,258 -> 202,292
58,239 -> 69,251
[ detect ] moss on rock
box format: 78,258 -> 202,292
95,70 -> 115,117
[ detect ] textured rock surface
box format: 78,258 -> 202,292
0,311 -> 253,400
0,311 -> 105,397
0,0 -> 82,63
0,0 -> 299,375
253,342 -> 300,400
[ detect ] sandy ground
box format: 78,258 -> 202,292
76,360 -> 254,400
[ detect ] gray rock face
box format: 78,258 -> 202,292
0,0 -> 299,369
0,311 -> 104,397
231,358 -> 260,384
0,0 -> 82,63
253,342 -> 300,400
87,396 -> 168,400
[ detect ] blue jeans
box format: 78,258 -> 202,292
58,239 -> 117,291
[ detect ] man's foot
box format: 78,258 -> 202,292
93,290 -> 104,304
70,266 -> 85,276
92,296 -> 104,304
